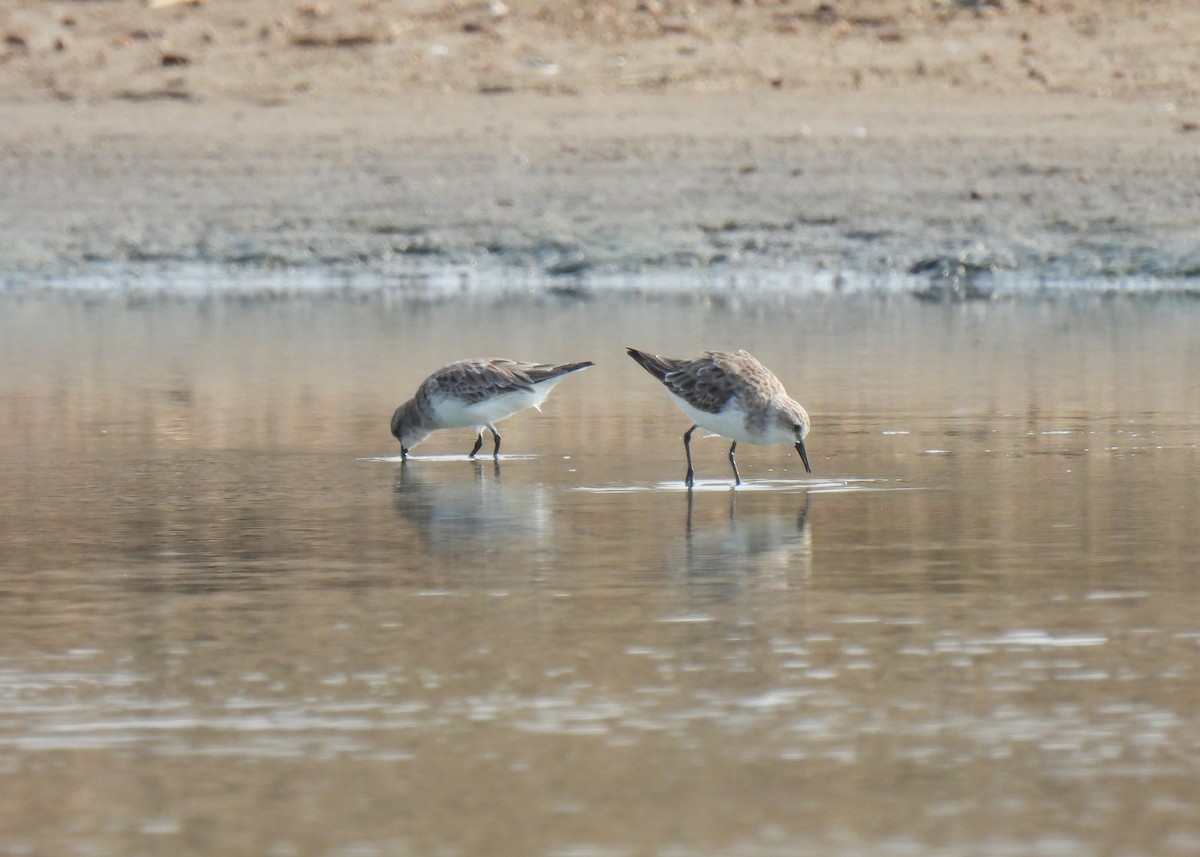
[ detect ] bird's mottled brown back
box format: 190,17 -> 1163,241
420,359 -> 587,406
661,350 -> 785,414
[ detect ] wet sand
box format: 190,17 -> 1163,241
4,91 -> 1199,290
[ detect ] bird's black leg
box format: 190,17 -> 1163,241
469,433 -> 484,458
728,441 -> 742,486
683,424 -> 698,488
489,425 -> 502,459
401,446 -> 410,461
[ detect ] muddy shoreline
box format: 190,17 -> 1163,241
1,1 -> 1198,297
3,92 -> 1199,297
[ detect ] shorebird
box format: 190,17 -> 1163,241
626,347 -> 811,487
390,358 -> 593,459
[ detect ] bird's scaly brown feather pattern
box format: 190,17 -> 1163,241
418,359 -> 592,406
628,348 -> 785,416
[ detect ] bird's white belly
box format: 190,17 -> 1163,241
430,387 -> 549,429
668,393 -> 792,446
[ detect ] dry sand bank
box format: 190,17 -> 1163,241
3,0 -> 1199,102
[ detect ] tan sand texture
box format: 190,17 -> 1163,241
1,1 -> 1198,289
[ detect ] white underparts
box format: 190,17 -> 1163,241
667,393 -> 795,446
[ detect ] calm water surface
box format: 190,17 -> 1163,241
1,289 -> 1199,856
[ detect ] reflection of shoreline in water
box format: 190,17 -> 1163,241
392,461 -> 555,569
667,491 -> 812,601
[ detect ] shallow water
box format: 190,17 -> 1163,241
2,286 -> 1200,856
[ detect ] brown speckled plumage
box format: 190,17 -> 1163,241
391,358 -> 593,458
416,359 -> 590,406
627,347 -> 811,486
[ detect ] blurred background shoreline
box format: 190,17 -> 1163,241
2,0 -> 1198,297
4,0 -> 1199,103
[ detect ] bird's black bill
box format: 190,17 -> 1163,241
795,440 -> 811,474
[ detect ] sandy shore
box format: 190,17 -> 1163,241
1,1 -> 1198,292
4,0 -> 1199,102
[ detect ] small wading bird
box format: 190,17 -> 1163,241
390,358 -> 594,460
626,347 -> 811,487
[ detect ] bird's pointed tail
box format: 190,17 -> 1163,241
625,347 -> 674,381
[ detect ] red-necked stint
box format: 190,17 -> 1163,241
626,347 -> 811,487
391,358 -> 594,459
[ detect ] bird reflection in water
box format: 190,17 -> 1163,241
669,490 -> 812,601
392,459 -> 555,571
